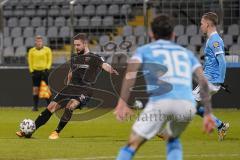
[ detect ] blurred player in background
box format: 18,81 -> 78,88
28,35 -> 52,111
17,33 -> 118,139
193,12 -> 229,141
114,14 -> 215,160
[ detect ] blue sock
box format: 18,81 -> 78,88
196,106 -> 223,128
196,106 -> 204,117
211,114 -> 223,129
167,138 -> 182,160
116,146 -> 135,160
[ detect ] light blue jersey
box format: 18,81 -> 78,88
204,31 -> 226,83
131,39 -> 201,104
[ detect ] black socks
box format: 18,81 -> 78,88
55,108 -> 73,133
35,109 -> 53,129
33,95 -> 39,108
35,107 -> 73,133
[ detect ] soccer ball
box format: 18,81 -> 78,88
133,100 -> 144,109
20,119 -> 36,137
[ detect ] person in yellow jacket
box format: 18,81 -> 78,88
28,35 -> 52,111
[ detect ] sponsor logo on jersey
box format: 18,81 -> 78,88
73,64 -> 89,69
213,42 -> 220,48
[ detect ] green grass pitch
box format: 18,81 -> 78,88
0,107 -> 239,160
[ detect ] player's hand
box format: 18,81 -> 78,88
203,114 -> 215,134
114,101 -> 134,121
112,69 -> 119,75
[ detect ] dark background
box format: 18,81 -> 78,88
0,67 -> 239,108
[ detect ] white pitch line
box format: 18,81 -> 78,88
47,153 -> 240,160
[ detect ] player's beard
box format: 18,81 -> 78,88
36,45 -> 43,50
77,48 -> 85,55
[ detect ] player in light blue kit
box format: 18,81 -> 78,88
193,12 -> 229,141
114,14 -> 215,160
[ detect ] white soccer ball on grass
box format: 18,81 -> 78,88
20,119 -> 36,137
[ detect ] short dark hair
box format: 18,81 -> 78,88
202,12 -> 218,26
73,33 -> 88,42
151,14 -> 174,40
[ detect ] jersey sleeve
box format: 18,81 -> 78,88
70,54 -> 76,71
27,48 -> 34,73
46,47 -> 52,70
210,40 -> 224,56
94,54 -> 105,67
189,51 -> 201,72
131,47 -> 144,63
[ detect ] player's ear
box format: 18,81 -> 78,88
84,43 -> 89,52
171,32 -> 176,41
83,41 -> 87,47
148,30 -> 155,40
206,20 -> 211,29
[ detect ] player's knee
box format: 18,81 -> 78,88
127,132 -> 145,150
65,105 -> 75,111
33,87 -> 39,95
66,99 -> 79,110
47,102 -> 58,113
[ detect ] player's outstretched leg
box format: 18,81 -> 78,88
196,106 -> 229,140
49,99 -> 79,140
167,138 -> 182,160
16,101 -> 59,138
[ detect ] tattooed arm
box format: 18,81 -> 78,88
193,67 -> 212,114
67,69 -> 72,85
193,67 -> 215,133
102,63 -> 119,75
114,59 -> 141,121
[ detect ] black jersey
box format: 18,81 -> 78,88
70,52 -> 104,86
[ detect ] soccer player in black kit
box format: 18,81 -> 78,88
16,33 -> 119,139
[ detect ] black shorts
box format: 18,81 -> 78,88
52,85 -> 92,107
32,70 -> 49,87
